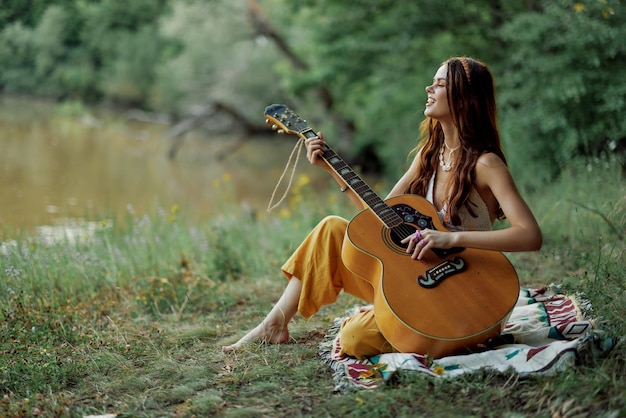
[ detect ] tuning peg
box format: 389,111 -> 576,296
277,129 -> 285,134
271,124 -> 278,130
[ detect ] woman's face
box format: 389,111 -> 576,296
424,64 -> 450,122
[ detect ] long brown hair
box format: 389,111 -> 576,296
406,57 -> 506,226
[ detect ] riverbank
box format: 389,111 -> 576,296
0,95 -> 333,232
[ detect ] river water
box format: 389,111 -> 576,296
0,96 -> 329,235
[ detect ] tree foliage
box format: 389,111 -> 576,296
498,0 -> 626,184
272,0 -> 531,175
0,0 -> 624,186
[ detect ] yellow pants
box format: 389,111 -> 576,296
281,215 -> 395,359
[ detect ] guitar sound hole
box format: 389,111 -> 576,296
390,224 -> 416,249
389,224 -> 464,259
388,204 -> 465,259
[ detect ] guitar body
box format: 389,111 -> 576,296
342,194 -> 519,358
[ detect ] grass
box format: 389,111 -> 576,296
1,158 -> 624,417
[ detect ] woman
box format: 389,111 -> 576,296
222,57 -> 542,359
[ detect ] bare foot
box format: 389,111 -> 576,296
222,278 -> 301,352
222,319 -> 290,352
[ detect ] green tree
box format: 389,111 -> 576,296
0,21 -> 37,91
0,0 -> 85,95
265,0 -> 624,184
0,0 -> 172,103
73,0 -> 171,104
498,0 -> 626,186
266,0 -> 529,176
0,0 -> 70,28
152,0 -> 286,116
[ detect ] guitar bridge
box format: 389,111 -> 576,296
417,256 -> 467,288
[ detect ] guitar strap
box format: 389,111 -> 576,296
266,137 -> 306,213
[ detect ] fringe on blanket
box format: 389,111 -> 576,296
318,286 -> 617,391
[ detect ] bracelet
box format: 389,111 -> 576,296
340,186 -> 348,193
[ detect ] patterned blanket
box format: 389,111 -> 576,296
319,287 -> 613,390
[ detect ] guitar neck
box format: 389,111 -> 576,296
301,128 -> 403,229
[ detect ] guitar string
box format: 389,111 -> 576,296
266,137 -> 306,212
393,224 -> 419,242
329,151 -> 421,242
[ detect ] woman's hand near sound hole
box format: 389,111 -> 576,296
402,228 -> 456,260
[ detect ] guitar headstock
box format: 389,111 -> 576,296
264,104 -> 310,139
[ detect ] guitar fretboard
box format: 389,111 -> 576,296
300,128 -> 403,229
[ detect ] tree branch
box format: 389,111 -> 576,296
165,101 -> 267,159
246,0 -> 356,154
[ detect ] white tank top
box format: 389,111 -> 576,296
426,174 -> 492,232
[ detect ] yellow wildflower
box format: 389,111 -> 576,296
433,365 -> 445,376
278,208 -> 291,218
296,173 -> 311,187
602,7 -> 614,18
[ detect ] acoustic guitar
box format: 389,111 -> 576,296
264,104 -> 520,358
